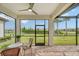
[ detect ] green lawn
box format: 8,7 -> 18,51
0,38 -> 15,50
0,34 -> 79,50
20,35 -> 78,45
53,36 -> 77,45
20,36 -> 48,44
21,34 -> 48,44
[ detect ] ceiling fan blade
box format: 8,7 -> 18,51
19,9 -> 28,11
29,3 -> 34,9
32,10 -> 38,15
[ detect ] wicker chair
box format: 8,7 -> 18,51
0,47 -> 20,56
22,38 -> 33,56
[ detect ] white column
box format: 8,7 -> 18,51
48,19 -> 54,46
0,20 -> 4,37
16,18 -> 20,35
16,18 -> 21,42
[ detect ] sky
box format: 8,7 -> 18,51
21,20 -> 48,29
5,20 -> 48,30
54,18 -> 76,30
54,6 -> 79,30
61,6 -> 79,16
0,5 -> 79,30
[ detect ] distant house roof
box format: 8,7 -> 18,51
0,17 -> 8,22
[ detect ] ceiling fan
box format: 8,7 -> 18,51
19,3 -> 38,15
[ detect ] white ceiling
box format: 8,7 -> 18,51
1,3 -> 59,15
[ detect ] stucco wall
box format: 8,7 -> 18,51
0,20 -> 4,37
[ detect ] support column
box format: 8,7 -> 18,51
0,20 -> 4,37
15,18 -> 21,42
48,19 -> 54,46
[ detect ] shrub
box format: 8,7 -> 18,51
16,35 -> 21,38
15,35 -> 21,42
0,37 -> 4,42
5,36 -> 11,40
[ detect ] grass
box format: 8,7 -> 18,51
20,36 -> 48,44
20,35 -> 78,45
0,33 -> 79,50
21,34 -> 48,43
0,38 -> 15,50
53,36 -> 77,45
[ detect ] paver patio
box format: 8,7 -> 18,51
24,45 -> 79,56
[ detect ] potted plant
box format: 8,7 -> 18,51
5,36 -> 11,40
0,37 -> 4,42
16,35 -> 21,42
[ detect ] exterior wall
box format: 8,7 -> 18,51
0,20 -> 4,37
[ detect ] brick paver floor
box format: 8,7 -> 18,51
30,45 -> 79,56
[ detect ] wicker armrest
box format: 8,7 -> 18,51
0,47 -> 20,56
0,52 -> 1,56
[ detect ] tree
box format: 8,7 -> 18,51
55,17 -> 70,36
22,27 -> 26,33
64,17 -> 70,36
54,18 -> 63,35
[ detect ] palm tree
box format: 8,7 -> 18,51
64,17 -> 70,36
54,18 -> 63,35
